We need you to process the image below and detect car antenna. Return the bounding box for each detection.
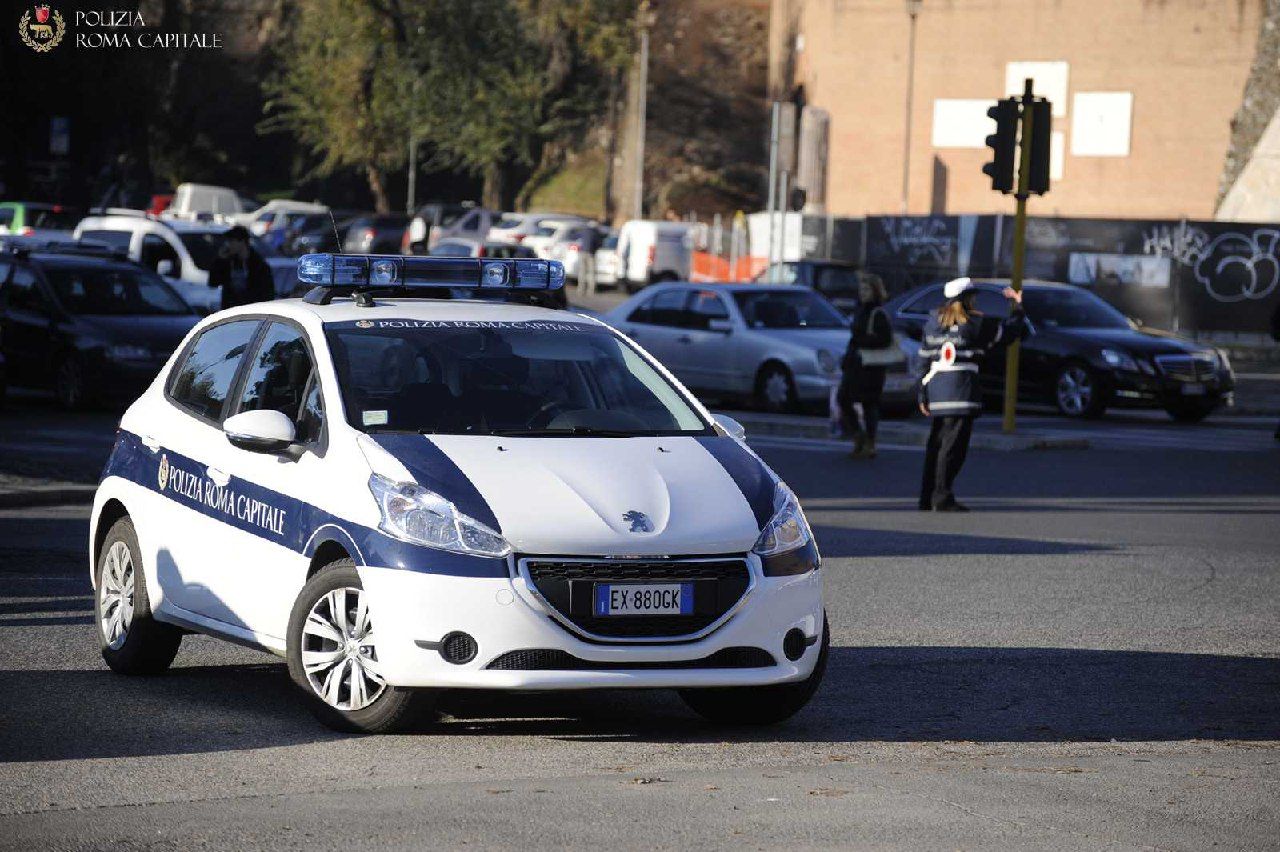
[327,209,342,251]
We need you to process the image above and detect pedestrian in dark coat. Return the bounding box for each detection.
[917,277,1026,511]
[837,276,893,458]
[209,225,274,310]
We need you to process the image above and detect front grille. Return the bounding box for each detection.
[1154,354,1217,383]
[486,646,775,671]
[522,557,751,641]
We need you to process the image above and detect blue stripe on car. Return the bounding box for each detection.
[694,436,776,527]
[100,430,506,578]
[366,433,502,532]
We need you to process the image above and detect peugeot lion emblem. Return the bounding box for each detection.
[623,510,653,533]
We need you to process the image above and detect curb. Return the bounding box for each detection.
[0,485,97,509]
[719,412,1089,452]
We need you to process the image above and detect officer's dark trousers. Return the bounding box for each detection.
[919,415,974,508]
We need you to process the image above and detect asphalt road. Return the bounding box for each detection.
[1,431,1278,849]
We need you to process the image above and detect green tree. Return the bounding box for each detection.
[262,0,414,212]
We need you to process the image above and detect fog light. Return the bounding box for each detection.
[783,628,807,662]
[440,631,478,665]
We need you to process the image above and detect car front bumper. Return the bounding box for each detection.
[357,559,824,690]
[1107,368,1234,407]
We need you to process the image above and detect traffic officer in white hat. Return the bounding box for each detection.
[917,277,1026,511]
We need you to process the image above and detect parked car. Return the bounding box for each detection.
[286,216,359,257]
[603,282,917,413]
[487,212,585,247]
[429,238,539,259]
[886,279,1236,421]
[343,214,411,254]
[238,200,329,238]
[74,214,298,311]
[754,260,882,316]
[594,233,620,288]
[0,202,82,239]
[545,222,609,281]
[161,183,250,221]
[616,220,696,293]
[0,240,198,409]
[403,203,497,254]
[521,217,588,259]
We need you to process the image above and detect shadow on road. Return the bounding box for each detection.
[3,646,1275,762]
[809,525,1107,558]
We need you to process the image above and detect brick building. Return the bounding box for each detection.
[769,0,1266,219]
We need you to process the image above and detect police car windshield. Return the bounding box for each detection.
[1022,288,1131,329]
[44,266,192,316]
[325,320,713,437]
[732,290,846,329]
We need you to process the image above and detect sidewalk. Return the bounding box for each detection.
[0,473,96,509]
[719,410,1090,451]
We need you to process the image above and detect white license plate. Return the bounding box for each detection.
[594,583,693,616]
[1181,383,1206,396]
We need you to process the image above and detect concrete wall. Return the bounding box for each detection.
[771,0,1263,219]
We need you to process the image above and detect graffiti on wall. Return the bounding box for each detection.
[1140,223,1279,303]
[880,217,953,266]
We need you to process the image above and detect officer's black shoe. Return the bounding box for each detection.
[917,500,932,511]
[934,501,970,513]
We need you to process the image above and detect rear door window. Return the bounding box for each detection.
[630,289,688,327]
[79,229,133,251]
[899,286,947,316]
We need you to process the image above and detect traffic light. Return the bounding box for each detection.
[982,98,1019,193]
[1027,98,1052,195]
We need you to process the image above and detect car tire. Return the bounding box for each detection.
[55,355,89,411]
[1053,362,1107,418]
[1164,401,1216,423]
[755,363,799,413]
[679,618,829,725]
[97,517,183,675]
[286,559,438,734]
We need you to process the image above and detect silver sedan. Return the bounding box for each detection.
[602,283,918,413]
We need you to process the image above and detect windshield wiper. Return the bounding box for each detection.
[487,427,641,438]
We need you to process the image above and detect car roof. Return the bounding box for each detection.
[25,252,137,269]
[222,296,606,329]
[643,282,812,294]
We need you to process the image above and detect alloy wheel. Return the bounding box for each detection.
[99,540,135,650]
[1056,366,1093,416]
[762,370,791,410]
[301,587,385,711]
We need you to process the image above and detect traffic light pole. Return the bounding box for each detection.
[1002,78,1035,435]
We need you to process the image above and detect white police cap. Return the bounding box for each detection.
[943,277,975,299]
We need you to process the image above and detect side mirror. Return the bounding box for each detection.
[223,409,296,454]
[707,318,734,334]
[156,259,174,277]
[712,413,746,441]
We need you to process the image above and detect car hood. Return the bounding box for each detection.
[746,327,850,352]
[1049,325,1206,356]
[75,314,198,353]
[362,433,775,556]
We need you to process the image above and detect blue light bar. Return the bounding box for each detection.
[297,254,564,291]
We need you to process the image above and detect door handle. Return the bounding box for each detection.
[139,434,161,453]
[206,467,231,488]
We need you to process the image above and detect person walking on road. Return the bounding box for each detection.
[577,225,602,297]
[210,225,274,310]
[918,277,1026,511]
[838,275,895,458]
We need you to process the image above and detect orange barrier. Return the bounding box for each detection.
[689,252,769,282]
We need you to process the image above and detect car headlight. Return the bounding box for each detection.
[753,483,813,557]
[1101,348,1138,372]
[816,349,839,375]
[368,474,511,558]
[106,344,151,361]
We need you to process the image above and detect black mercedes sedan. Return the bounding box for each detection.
[0,241,199,409]
[885,279,1234,421]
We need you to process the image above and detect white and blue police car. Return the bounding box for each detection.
[90,254,827,733]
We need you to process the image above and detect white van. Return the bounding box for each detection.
[162,183,248,222]
[616,220,696,293]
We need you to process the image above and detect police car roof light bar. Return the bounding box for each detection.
[297,253,565,305]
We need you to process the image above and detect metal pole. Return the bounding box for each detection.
[1002,78,1035,435]
[406,130,417,215]
[900,2,921,214]
[766,102,780,275]
[777,171,790,266]
[633,23,650,220]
